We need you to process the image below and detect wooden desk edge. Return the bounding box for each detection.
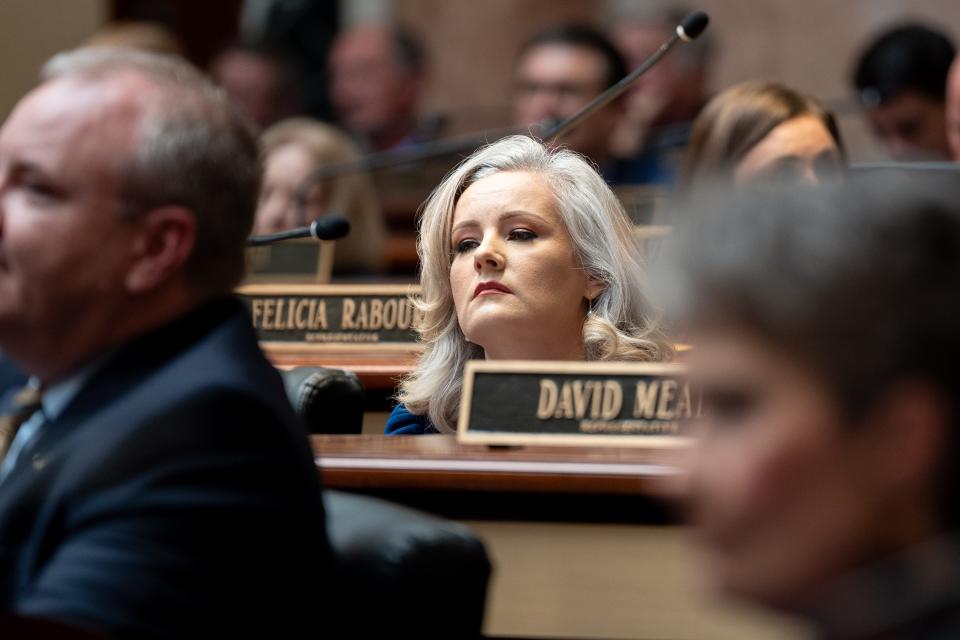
[312,435,684,496]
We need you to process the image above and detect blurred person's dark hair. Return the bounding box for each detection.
[679,81,844,190]
[654,174,960,526]
[854,24,955,107]
[517,24,627,90]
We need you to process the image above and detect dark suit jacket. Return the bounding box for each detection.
[0,298,333,638]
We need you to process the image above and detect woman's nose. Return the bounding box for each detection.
[474,234,505,272]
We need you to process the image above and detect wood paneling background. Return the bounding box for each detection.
[0,0,106,121]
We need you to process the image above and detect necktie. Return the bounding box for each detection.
[0,385,43,463]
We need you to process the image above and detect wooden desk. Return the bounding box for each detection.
[313,434,679,520]
[312,435,810,639]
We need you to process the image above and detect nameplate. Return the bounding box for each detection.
[237,284,423,352]
[458,361,694,447]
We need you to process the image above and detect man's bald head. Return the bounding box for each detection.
[0,49,261,380]
[42,48,260,294]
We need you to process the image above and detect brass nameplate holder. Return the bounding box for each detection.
[458,361,695,447]
[237,284,423,353]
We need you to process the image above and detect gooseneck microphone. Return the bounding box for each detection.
[542,10,710,142]
[246,215,351,247]
[292,10,710,184]
[299,122,532,183]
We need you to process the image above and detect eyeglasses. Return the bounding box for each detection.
[513,80,604,103]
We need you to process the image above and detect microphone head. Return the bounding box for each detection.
[310,215,351,241]
[677,11,710,41]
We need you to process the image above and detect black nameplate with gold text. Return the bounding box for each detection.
[458,361,695,447]
[237,284,423,351]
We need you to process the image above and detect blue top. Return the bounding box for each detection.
[385,403,438,435]
[604,121,693,187]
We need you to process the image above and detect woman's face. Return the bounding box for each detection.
[683,330,902,609]
[448,170,599,360]
[734,115,843,187]
[255,143,324,235]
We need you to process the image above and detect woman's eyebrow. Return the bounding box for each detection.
[451,210,545,234]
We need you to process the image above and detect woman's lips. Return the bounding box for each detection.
[473,281,513,298]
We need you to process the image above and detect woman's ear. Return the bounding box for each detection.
[585,275,605,305]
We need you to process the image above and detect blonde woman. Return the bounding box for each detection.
[388,135,671,434]
[256,118,386,274]
[680,81,845,190]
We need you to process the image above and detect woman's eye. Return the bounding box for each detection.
[454,238,479,253]
[508,229,536,241]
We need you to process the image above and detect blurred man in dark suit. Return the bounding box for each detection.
[608,3,712,184]
[0,48,331,637]
[512,25,628,182]
[328,24,432,152]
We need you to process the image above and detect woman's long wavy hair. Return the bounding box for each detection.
[397,135,672,433]
[678,81,845,191]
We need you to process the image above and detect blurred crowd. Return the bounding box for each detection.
[74,6,960,279]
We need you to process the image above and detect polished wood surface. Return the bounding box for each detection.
[312,434,683,496]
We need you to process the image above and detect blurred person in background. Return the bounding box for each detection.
[852,24,955,161]
[256,118,386,275]
[946,54,960,161]
[608,3,713,184]
[209,42,303,131]
[513,24,652,185]
[653,176,960,638]
[328,24,435,152]
[679,81,844,191]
